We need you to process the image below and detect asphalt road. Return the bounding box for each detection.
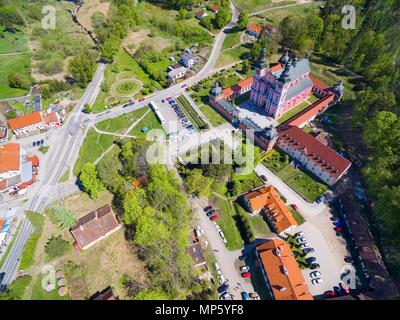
[0,2,240,286]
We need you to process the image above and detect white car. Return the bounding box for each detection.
[203,240,209,247]
[219,275,225,284]
[311,278,323,285]
[240,266,250,273]
[214,262,221,271]
[295,232,305,238]
[219,230,225,239]
[297,237,308,244]
[310,271,321,278]
[300,243,311,249]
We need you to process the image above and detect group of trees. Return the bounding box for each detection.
[90,137,211,299]
[68,50,97,88]
[0,4,24,32]
[200,0,231,31]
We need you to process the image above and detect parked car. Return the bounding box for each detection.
[40,139,44,145]
[291,204,298,211]
[300,243,311,249]
[139,98,145,102]
[207,210,216,217]
[0,284,7,294]
[239,255,246,261]
[344,256,353,263]
[241,292,250,300]
[311,278,323,285]
[203,206,213,213]
[310,271,321,278]
[334,286,342,296]
[203,240,209,247]
[0,272,5,284]
[339,283,350,294]
[219,292,231,300]
[217,282,229,293]
[210,214,219,221]
[241,271,251,278]
[105,110,112,115]
[335,226,345,233]
[260,175,268,182]
[33,141,37,147]
[303,248,314,254]
[305,257,316,263]
[310,263,320,270]
[297,237,308,244]
[181,84,187,88]
[324,290,337,298]
[240,266,250,273]
[294,231,305,238]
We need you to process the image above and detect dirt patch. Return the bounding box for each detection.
[123,29,171,55]
[76,0,110,33]
[31,56,73,82]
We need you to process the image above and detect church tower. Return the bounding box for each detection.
[250,47,268,107]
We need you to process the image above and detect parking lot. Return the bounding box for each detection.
[286,216,353,297]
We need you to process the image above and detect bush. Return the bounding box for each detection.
[48,206,77,230]
[19,213,44,270]
[8,73,31,89]
[45,236,71,260]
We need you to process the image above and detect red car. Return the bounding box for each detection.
[139,98,145,102]
[241,271,251,278]
[210,214,219,221]
[339,283,350,294]
[324,290,337,298]
[334,226,344,233]
[290,204,298,211]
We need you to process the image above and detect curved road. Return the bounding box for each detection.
[0,2,241,286]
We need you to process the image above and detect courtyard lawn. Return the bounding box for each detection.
[307,94,320,104]
[199,103,227,127]
[277,100,312,124]
[212,195,244,251]
[263,149,289,174]
[231,171,264,197]
[248,214,272,238]
[277,165,328,203]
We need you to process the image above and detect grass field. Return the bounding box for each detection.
[277,165,328,203]
[0,32,29,54]
[96,107,149,133]
[277,100,312,124]
[129,110,164,136]
[216,45,251,68]
[222,30,243,51]
[212,196,244,250]
[199,103,227,127]
[73,129,115,176]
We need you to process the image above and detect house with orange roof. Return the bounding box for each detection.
[209,4,219,13]
[223,77,253,101]
[7,111,62,138]
[256,238,313,300]
[242,185,297,234]
[0,143,38,194]
[247,23,263,38]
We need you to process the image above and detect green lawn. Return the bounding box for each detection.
[277,100,312,124]
[0,54,31,99]
[0,32,29,53]
[73,130,115,176]
[19,213,45,271]
[222,30,242,51]
[235,0,273,12]
[199,103,227,127]
[212,196,244,250]
[30,275,71,300]
[58,169,70,184]
[129,110,164,136]
[216,45,251,68]
[263,149,289,174]
[277,165,328,203]
[96,107,149,133]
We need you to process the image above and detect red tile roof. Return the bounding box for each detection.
[256,239,313,300]
[8,112,43,130]
[42,112,59,125]
[0,143,20,174]
[248,23,263,35]
[223,77,253,97]
[286,94,335,127]
[70,204,121,249]
[310,74,330,90]
[196,11,206,18]
[209,4,219,12]
[27,155,39,167]
[279,126,351,179]
[269,64,284,73]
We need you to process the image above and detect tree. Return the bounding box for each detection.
[214,7,230,29]
[237,10,249,30]
[68,51,96,88]
[241,60,250,75]
[185,169,214,196]
[7,73,30,90]
[123,188,147,225]
[79,163,103,198]
[48,206,77,230]
[45,236,71,259]
[83,103,92,114]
